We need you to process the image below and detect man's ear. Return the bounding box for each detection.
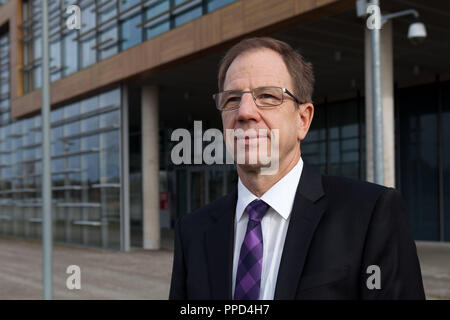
[297,103,314,141]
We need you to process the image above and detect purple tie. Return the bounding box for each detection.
[234,199,270,300]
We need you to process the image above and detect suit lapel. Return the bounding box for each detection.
[205,189,237,299]
[274,162,328,299]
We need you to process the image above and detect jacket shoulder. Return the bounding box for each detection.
[323,174,387,195]
[321,174,392,206]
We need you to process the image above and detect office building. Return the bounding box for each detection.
[0,0,449,250]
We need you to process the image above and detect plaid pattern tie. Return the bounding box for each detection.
[234,199,270,300]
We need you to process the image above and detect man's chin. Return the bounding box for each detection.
[237,162,261,172]
[236,159,274,173]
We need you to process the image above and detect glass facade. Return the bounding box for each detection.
[0,76,122,250]
[1,0,448,249]
[302,95,365,180]
[300,83,450,242]
[398,80,450,241]
[0,33,9,125]
[159,122,238,224]
[443,81,450,241]
[171,165,237,219]
[21,0,236,93]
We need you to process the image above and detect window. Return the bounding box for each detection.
[63,31,78,76]
[174,7,202,27]
[0,85,122,249]
[21,0,237,93]
[302,97,364,180]
[120,14,143,51]
[144,0,170,40]
[398,84,440,241]
[50,40,62,82]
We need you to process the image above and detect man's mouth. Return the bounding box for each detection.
[235,131,270,146]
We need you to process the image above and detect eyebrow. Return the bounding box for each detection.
[223,84,284,91]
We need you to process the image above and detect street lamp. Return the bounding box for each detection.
[381,9,427,44]
[356,0,427,185]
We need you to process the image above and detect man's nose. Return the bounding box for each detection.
[237,92,260,121]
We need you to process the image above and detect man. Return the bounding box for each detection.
[169,37,425,300]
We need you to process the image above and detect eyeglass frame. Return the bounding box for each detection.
[212,86,306,111]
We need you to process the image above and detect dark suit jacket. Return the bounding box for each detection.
[169,162,425,299]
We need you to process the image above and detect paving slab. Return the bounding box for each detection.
[0,237,448,300]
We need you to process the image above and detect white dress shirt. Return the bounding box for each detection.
[232,157,304,300]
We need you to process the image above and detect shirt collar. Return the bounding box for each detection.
[236,157,304,222]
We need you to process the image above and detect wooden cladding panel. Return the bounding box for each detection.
[220,1,245,42]
[193,9,222,52]
[243,0,296,33]
[295,0,318,13]
[160,23,196,64]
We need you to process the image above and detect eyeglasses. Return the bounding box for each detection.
[212,86,304,111]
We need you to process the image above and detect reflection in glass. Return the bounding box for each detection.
[120,0,140,11]
[145,1,170,40]
[99,27,119,60]
[100,110,120,129]
[81,37,97,68]
[174,6,202,27]
[64,31,78,76]
[121,14,142,51]
[99,89,120,108]
[50,41,62,82]
[81,96,98,113]
[32,36,42,89]
[0,86,121,250]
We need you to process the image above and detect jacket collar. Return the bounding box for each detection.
[274,161,328,299]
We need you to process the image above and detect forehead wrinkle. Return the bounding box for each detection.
[225,68,288,91]
[223,49,292,91]
[225,76,281,91]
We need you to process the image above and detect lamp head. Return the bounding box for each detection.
[408,21,427,45]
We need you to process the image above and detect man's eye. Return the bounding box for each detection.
[259,94,276,99]
[226,96,241,103]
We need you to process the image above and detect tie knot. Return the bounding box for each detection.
[245,199,269,222]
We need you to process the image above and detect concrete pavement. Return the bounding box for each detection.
[0,236,172,299]
[0,236,448,299]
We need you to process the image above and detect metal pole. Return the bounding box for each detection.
[120,85,130,251]
[41,0,53,299]
[370,0,384,185]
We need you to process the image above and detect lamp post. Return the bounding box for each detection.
[41,0,53,300]
[357,0,427,185]
[369,0,384,185]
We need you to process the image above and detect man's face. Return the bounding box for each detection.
[221,48,312,173]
